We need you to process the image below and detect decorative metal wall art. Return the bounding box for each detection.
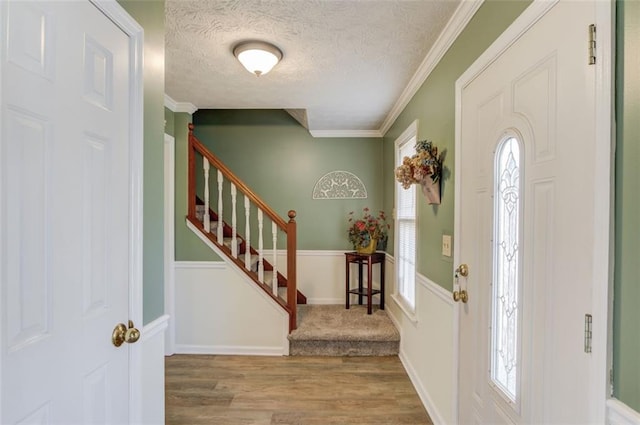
[312,170,367,199]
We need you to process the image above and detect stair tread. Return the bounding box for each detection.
[222,236,243,247]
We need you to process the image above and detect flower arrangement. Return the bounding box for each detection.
[394,140,444,189]
[347,207,389,250]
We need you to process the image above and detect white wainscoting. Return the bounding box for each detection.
[135,314,169,425]
[270,250,383,304]
[608,399,640,425]
[384,256,455,425]
[174,261,290,356]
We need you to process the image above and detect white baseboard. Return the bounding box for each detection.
[307,297,343,304]
[175,344,286,356]
[608,399,640,425]
[398,350,447,425]
[386,301,402,331]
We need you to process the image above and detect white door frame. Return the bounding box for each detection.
[0,1,144,422]
[164,133,176,356]
[452,1,614,423]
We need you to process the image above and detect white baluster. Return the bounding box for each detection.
[216,170,223,244]
[231,183,237,258]
[258,210,264,283]
[244,196,251,270]
[203,158,210,232]
[271,221,278,296]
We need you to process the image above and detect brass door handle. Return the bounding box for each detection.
[112,320,141,347]
[453,263,469,303]
[452,289,468,303]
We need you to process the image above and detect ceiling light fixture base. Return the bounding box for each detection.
[233,41,283,77]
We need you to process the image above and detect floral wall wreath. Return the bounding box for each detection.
[394,140,444,205]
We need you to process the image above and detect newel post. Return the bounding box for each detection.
[187,123,196,220]
[287,210,297,331]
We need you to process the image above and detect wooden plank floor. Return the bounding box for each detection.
[166,354,433,425]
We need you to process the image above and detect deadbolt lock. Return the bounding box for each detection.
[455,263,469,278]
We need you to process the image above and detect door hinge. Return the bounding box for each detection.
[584,314,593,353]
[588,24,596,65]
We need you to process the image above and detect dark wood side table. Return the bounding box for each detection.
[345,252,386,314]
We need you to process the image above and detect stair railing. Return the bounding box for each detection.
[187,124,298,331]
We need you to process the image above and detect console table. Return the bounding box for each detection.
[345,251,386,314]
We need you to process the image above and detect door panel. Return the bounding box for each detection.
[1,2,132,423]
[458,2,596,423]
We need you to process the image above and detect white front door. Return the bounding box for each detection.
[456,1,608,423]
[1,1,140,423]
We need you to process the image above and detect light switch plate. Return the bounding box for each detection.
[442,234,452,257]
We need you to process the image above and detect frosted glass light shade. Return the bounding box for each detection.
[233,41,282,76]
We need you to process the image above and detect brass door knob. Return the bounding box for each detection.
[124,320,140,343]
[452,289,468,303]
[112,320,141,347]
[459,289,468,303]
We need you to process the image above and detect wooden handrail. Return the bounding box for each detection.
[189,124,287,230]
[187,123,298,331]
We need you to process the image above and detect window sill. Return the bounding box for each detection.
[391,294,418,324]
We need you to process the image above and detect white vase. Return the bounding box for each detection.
[420,177,441,205]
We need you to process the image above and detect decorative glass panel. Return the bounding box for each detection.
[491,137,521,402]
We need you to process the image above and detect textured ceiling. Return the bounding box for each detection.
[165,0,461,133]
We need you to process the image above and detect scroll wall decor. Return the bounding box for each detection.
[312,170,368,199]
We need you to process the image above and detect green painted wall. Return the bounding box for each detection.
[382,0,531,291]
[165,106,175,137]
[118,0,165,324]
[180,109,384,252]
[614,0,640,411]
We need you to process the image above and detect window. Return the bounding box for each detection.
[491,136,522,402]
[394,123,417,311]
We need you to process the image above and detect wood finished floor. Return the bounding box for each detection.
[165,354,433,425]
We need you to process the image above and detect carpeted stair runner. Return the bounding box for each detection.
[288,304,400,356]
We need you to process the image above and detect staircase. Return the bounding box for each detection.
[186,124,306,332]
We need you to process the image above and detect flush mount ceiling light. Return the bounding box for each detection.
[233,41,283,77]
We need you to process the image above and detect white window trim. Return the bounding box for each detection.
[393,120,419,318]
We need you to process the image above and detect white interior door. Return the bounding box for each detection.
[456,1,604,423]
[1,1,138,423]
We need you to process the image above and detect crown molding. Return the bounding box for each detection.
[309,129,383,138]
[378,0,484,136]
[164,94,198,114]
[285,108,309,130]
